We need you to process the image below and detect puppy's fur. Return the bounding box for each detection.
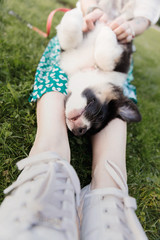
[56,5,141,136]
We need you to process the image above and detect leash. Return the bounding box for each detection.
[46,8,70,36]
[8,8,70,38]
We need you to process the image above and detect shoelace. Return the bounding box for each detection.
[105,160,137,209]
[4,152,81,234]
[83,160,137,239]
[86,160,137,210]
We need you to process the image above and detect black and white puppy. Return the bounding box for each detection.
[56,7,141,136]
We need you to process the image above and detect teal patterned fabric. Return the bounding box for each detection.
[29,36,68,102]
[29,36,137,103]
[123,59,137,103]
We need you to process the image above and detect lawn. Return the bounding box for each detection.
[0,0,160,239]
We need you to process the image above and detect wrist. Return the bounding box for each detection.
[80,0,98,16]
[128,21,136,38]
[85,5,103,15]
[129,17,150,36]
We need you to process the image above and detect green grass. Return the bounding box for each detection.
[0,0,160,239]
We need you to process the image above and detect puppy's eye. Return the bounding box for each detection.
[89,98,95,104]
[87,98,95,108]
[99,115,104,120]
[98,112,104,120]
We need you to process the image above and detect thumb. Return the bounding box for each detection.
[82,20,88,32]
[99,14,108,24]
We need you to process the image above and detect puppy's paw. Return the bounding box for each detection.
[57,8,83,50]
[94,26,123,71]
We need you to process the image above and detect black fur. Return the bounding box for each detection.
[114,42,133,73]
[82,86,141,135]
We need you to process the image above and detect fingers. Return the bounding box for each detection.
[82,20,88,32]
[114,23,129,36]
[119,35,133,43]
[99,14,108,24]
[115,25,134,42]
[83,18,95,32]
[109,17,135,43]
[83,9,108,32]
[109,17,125,31]
[83,12,135,43]
[117,28,132,40]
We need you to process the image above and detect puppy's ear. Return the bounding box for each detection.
[117,98,141,123]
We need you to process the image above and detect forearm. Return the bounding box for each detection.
[129,17,150,36]
[80,0,97,16]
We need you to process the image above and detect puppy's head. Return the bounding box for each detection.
[65,84,141,136]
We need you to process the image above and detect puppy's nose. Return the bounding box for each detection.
[66,108,84,122]
[73,127,87,136]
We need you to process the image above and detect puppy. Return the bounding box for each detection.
[56,7,141,136]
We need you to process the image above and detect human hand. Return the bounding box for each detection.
[109,17,135,43]
[83,9,108,32]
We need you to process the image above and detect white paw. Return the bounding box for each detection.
[57,8,83,50]
[94,26,123,71]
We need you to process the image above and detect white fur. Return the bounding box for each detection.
[56,7,129,133]
[56,9,83,50]
[94,26,123,71]
[65,70,126,117]
[57,9,124,75]
[68,70,126,93]
[66,116,91,133]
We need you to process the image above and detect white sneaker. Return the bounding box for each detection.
[79,160,148,240]
[0,152,80,240]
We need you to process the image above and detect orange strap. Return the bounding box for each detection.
[46,8,70,37]
[32,26,48,38]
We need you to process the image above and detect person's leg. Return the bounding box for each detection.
[80,119,148,240]
[0,92,80,240]
[91,118,127,189]
[29,91,70,162]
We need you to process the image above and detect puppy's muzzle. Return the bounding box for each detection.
[72,126,87,136]
[66,108,89,136]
